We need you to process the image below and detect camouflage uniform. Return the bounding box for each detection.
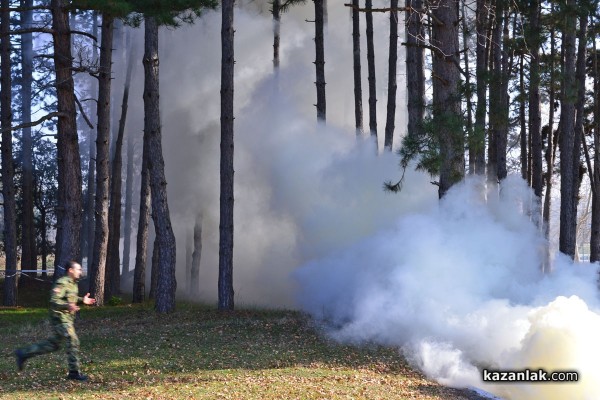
[20,276,83,372]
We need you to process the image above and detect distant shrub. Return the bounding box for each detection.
[108,296,123,306]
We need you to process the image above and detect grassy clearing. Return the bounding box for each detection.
[1,281,484,400]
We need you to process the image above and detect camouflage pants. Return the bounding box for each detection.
[21,318,80,372]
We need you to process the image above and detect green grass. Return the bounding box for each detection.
[1,280,483,399]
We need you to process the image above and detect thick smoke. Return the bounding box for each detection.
[295,177,600,399]
[111,2,600,399]
[144,0,418,305]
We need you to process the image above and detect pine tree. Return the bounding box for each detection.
[219,0,235,310]
[1,0,18,306]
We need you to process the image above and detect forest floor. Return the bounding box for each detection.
[0,279,493,400]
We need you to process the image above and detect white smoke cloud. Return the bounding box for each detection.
[110,2,600,399]
[294,176,600,399]
[141,0,421,306]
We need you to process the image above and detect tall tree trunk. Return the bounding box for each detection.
[40,206,48,274]
[50,0,82,278]
[106,33,134,300]
[219,0,235,310]
[519,55,527,181]
[543,1,556,242]
[558,0,578,258]
[528,0,543,229]
[186,227,193,295]
[89,14,114,307]
[51,0,83,274]
[365,0,377,141]
[460,0,474,173]
[571,11,588,259]
[34,185,48,278]
[273,0,280,70]
[122,100,135,278]
[148,235,158,300]
[21,0,36,273]
[109,19,124,163]
[384,0,398,151]
[473,0,488,175]
[591,31,600,263]
[85,11,99,267]
[1,0,18,306]
[496,8,510,182]
[144,17,177,313]
[190,214,202,297]
[406,0,424,141]
[352,0,363,135]
[432,0,463,198]
[132,137,151,304]
[314,0,326,122]
[487,0,502,183]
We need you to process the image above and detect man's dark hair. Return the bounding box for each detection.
[65,261,79,271]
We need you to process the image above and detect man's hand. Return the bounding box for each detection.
[68,303,80,313]
[83,293,96,306]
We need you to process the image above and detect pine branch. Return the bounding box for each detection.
[75,96,94,130]
[280,0,307,13]
[71,29,97,41]
[1,112,66,133]
[0,27,53,38]
[0,5,50,12]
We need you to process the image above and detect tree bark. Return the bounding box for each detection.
[528,0,543,231]
[487,0,502,183]
[40,206,48,274]
[571,11,588,259]
[1,0,18,306]
[109,18,124,163]
[273,0,280,70]
[432,0,463,198]
[543,1,556,246]
[186,226,192,295]
[144,17,177,313]
[105,32,134,300]
[352,0,363,135]
[34,174,51,279]
[496,8,510,182]
[190,214,202,297]
[314,0,326,122]
[519,55,527,181]
[85,11,99,268]
[21,0,36,273]
[51,0,83,275]
[89,13,114,306]
[365,0,377,140]
[219,0,235,310]
[558,0,578,258]
[406,0,424,141]
[122,96,135,279]
[591,27,600,263]
[384,0,398,151]
[473,0,488,175]
[460,0,474,173]
[148,235,158,300]
[496,8,512,181]
[132,136,151,303]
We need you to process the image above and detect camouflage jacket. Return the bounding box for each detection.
[49,276,82,322]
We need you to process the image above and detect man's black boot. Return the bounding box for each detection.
[67,371,88,381]
[14,349,27,371]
